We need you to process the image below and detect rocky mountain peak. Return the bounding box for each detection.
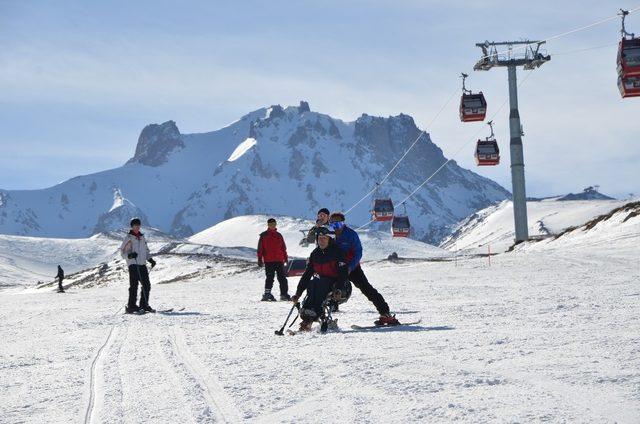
[128,120,184,167]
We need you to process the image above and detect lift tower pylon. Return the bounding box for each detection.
[474,41,550,244]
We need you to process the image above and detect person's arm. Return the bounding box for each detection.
[120,237,132,260]
[348,230,363,272]
[305,226,317,243]
[281,233,288,263]
[144,238,156,268]
[293,260,314,300]
[257,233,264,265]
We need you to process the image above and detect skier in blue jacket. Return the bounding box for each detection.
[328,211,399,326]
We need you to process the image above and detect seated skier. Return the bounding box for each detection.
[291,226,351,332]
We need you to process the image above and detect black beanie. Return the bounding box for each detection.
[267,218,277,224]
[317,208,330,216]
[130,217,141,227]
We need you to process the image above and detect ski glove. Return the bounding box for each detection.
[258,259,264,268]
[127,252,138,259]
[148,258,156,268]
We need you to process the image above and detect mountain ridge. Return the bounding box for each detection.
[0,101,510,243]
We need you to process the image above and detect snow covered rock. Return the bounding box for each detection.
[127,120,184,167]
[92,188,149,233]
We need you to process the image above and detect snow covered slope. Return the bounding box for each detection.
[189,215,448,260]
[441,198,629,253]
[2,225,639,422]
[527,201,640,253]
[0,228,179,289]
[0,102,509,244]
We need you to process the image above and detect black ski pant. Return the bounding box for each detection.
[301,277,334,321]
[301,278,351,321]
[264,262,288,295]
[348,265,390,315]
[128,265,151,308]
[58,277,64,292]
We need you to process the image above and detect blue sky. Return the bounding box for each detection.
[1,0,639,198]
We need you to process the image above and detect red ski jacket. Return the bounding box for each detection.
[257,229,288,263]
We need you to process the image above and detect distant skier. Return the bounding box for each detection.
[328,212,400,326]
[291,227,351,331]
[56,265,65,293]
[305,208,331,245]
[120,218,157,314]
[257,218,290,301]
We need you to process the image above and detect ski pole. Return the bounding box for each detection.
[275,302,300,336]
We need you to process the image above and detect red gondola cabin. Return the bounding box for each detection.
[391,216,410,237]
[372,199,394,222]
[618,38,640,77]
[460,93,487,122]
[475,140,500,166]
[618,75,640,97]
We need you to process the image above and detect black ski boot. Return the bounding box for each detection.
[261,292,276,302]
[280,293,291,301]
[125,305,144,314]
[143,305,156,313]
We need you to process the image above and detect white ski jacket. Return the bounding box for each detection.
[120,231,151,266]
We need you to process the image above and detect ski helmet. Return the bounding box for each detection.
[315,226,335,240]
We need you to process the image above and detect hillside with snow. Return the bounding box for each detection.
[2,197,639,423]
[0,101,509,244]
[0,214,446,290]
[189,215,447,260]
[441,198,631,253]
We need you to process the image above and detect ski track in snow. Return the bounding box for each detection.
[84,307,123,424]
[166,327,244,423]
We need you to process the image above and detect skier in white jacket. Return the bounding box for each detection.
[120,217,157,314]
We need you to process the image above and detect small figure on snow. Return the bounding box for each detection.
[328,212,400,326]
[291,227,351,332]
[120,218,157,314]
[56,265,65,293]
[257,218,290,301]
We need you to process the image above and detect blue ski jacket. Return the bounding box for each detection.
[335,226,362,272]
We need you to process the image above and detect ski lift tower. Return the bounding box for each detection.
[474,40,550,243]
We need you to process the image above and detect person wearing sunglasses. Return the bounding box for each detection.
[328,212,400,326]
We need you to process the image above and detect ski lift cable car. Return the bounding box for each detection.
[618,9,640,78]
[371,182,395,222]
[475,120,500,166]
[392,202,410,238]
[618,9,640,97]
[459,72,487,122]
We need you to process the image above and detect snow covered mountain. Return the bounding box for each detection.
[0,101,509,244]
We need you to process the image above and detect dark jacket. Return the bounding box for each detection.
[295,241,348,297]
[334,226,362,272]
[257,228,288,263]
[56,266,64,279]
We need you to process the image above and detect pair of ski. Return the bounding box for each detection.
[286,319,422,335]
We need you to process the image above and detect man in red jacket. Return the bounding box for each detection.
[257,218,290,301]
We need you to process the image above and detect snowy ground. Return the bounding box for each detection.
[2,229,639,423]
